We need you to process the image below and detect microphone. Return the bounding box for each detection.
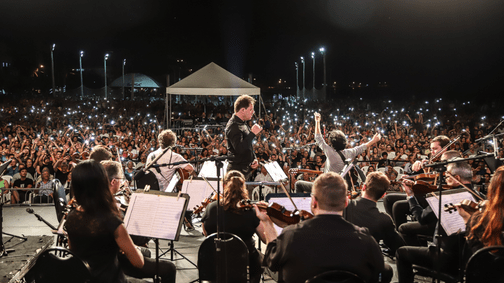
[26,208,34,214]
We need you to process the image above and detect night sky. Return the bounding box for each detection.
[1,0,503,98]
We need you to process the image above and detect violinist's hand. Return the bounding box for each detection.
[253,202,271,222]
[457,205,472,224]
[412,160,426,172]
[402,180,414,197]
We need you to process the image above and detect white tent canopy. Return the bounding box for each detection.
[166,62,260,95]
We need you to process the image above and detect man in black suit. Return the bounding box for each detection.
[345,171,405,254]
[259,172,385,283]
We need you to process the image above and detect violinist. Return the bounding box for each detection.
[395,152,474,283]
[398,150,469,246]
[201,170,270,283]
[383,135,450,229]
[100,160,176,283]
[65,160,144,283]
[295,112,381,194]
[459,165,504,255]
[261,172,385,283]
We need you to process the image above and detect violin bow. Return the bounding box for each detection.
[279,183,299,212]
[444,172,484,201]
[201,175,218,193]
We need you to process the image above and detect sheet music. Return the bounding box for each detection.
[124,192,188,240]
[425,191,476,236]
[181,179,221,210]
[267,195,312,236]
[165,173,180,192]
[263,161,288,182]
[198,160,228,178]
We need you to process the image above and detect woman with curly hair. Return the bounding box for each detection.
[459,165,504,253]
[201,170,269,283]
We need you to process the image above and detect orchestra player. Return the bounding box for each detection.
[383,135,451,229]
[260,172,385,283]
[201,170,270,283]
[395,152,476,283]
[295,112,381,193]
[101,160,176,283]
[225,95,262,181]
[65,160,144,283]
[146,129,193,192]
[459,165,504,255]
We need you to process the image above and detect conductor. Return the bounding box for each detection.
[225,95,262,180]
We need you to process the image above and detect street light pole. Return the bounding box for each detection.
[295,62,299,99]
[301,56,305,100]
[320,47,326,100]
[79,51,84,98]
[51,44,56,96]
[122,59,126,100]
[104,54,109,99]
[311,52,316,99]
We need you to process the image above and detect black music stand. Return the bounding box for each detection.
[124,191,190,283]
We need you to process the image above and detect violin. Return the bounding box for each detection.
[395,178,452,194]
[193,192,222,215]
[444,199,488,214]
[237,199,314,228]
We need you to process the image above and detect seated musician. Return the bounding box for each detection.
[89,145,113,163]
[65,160,144,283]
[459,165,504,255]
[146,129,193,192]
[201,170,270,283]
[295,112,381,193]
[398,150,476,246]
[260,172,385,283]
[383,135,450,229]
[395,153,477,282]
[344,171,405,277]
[101,160,176,283]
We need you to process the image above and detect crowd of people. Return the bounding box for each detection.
[1,94,501,202]
[1,93,504,283]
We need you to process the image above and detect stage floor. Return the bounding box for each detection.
[1,203,407,283]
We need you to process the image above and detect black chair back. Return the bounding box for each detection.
[465,245,504,283]
[25,247,91,283]
[305,270,365,283]
[198,232,249,283]
[135,170,160,191]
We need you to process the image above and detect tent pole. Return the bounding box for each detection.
[258,94,261,119]
[168,93,171,129]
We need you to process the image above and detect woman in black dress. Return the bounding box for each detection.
[65,160,144,283]
[201,170,269,283]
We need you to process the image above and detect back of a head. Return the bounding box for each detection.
[234,95,255,113]
[312,172,347,211]
[71,160,117,216]
[158,129,177,149]
[328,130,347,151]
[222,170,248,212]
[89,145,112,163]
[365,171,390,201]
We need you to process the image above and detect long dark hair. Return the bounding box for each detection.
[468,166,504,246]
[222,170,248,213]
[71,160,121,218]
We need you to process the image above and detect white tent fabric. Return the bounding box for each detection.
[166,62,260,96]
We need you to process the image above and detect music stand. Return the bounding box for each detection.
[124,191,190,282]
[181,178,220,213]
